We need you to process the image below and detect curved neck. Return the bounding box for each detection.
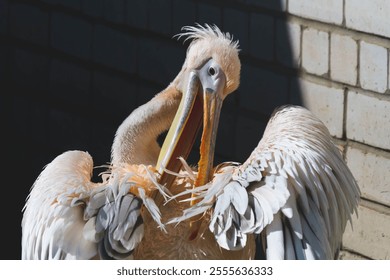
[111,84,181,166]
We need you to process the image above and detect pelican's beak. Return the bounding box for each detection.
[157,59,226,190]
[194,60,225,188]
[156,71,203,188]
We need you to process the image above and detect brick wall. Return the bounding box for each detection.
[1,0,389,260]
[285,0,390,260]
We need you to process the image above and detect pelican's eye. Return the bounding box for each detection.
[208,66,216,76]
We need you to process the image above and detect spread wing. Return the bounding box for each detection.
[21,151,156,260]
[169,105,360,259]
[21,151,99,259]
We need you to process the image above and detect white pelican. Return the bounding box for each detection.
[21,24,360,260]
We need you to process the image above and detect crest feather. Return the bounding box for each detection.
[175,23,240,50]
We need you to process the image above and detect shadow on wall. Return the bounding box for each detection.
[0,0,302,259]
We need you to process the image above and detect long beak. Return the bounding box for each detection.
[156,61,226,240]
[157,60,226,199]
[188,80,224,240]
[194,89,223,188]
[157,71,203,188]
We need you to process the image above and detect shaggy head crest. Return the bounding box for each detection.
[175,23,241,95]
[176,23,240,50]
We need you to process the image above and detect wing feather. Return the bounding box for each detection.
[281,189,303,239]
[265,213,284,259]
[283,223,296,259]
[22,151,153,260]
[21,151,98,260]
[170,105,360,259]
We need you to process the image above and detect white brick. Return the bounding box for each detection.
[360,41,388,93]
[330,33,357,85]
[298,78,344,137]
[302,28,329,76]
[346,145,390,207]
[288,0,343,24]
[276,20,301,67]
[343,205,390,260]
[346,91,390,150]
[345,0,390,39]
[288,22,301,67]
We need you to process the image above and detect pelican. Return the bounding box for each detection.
[21,24,360,260]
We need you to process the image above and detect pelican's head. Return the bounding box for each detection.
[174,24,241,97]
[157,24,241,188]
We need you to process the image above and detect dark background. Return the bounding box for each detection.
[0,0,301,259]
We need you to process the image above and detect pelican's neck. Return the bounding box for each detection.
[111,83,181,166]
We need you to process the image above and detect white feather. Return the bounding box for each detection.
[265,213,284,259]
[170,106,360,259]
[21,151,98,260]
[138,188,166,232]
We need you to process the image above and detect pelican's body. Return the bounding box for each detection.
[134,179,255,259]
[21,24,359,260]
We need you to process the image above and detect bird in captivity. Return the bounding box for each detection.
[21,24,360,260]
